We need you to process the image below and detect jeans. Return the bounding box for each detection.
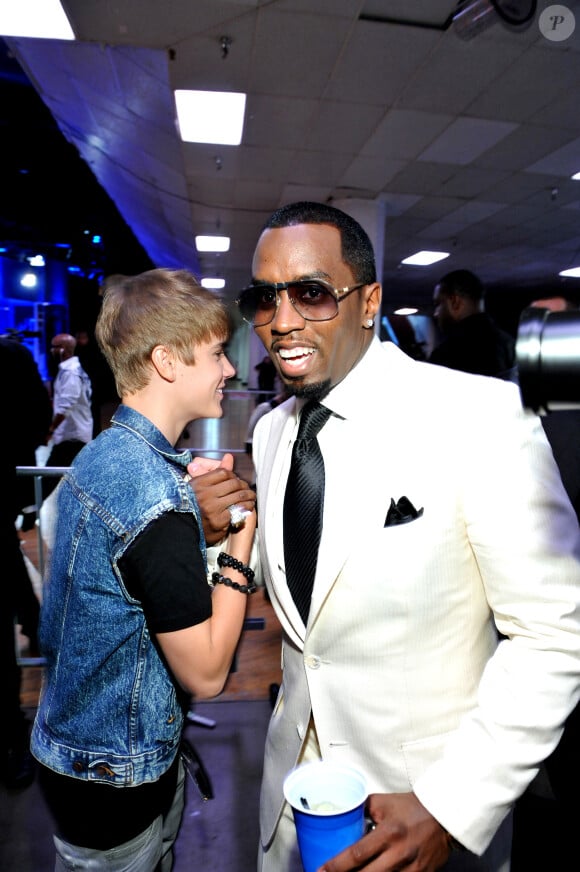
[53,760,185,871]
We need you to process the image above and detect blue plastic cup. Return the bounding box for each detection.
[283,761,368,872]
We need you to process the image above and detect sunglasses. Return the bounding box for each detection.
[236,279,367,327]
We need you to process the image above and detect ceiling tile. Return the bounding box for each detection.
[418,117,518,165]
[341,156,406,192]
[361,109,454,159]
[527,135,580,176]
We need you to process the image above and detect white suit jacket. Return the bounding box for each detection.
[253,338,580,857]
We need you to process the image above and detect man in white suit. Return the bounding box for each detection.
[237,202,580,872]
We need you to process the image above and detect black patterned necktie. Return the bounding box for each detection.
[283,401,332,624]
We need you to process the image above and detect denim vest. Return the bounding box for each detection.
[31,405,206,786]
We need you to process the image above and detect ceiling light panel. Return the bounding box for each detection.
[0,0,74,39]
[175,90,246,146]
[195,235,230,252]
[401,251,450,266]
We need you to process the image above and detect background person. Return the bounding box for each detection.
[75,327,120,435]
[428,269,516,380]
[31,269,257,871]
[245,388,289,458]
[254,353,277,404]
[240,201,580,872]
[0,331,53,530]
[0,335,51,788]
[43,332,93,500]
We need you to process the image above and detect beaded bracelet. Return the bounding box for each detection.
[211,571,257,595]
[217,552,255,583]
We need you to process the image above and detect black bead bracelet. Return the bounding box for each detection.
[217,552,255,583]
[211,571,257,595]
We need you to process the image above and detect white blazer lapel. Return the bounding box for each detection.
[308,413,395,622]
[307,353,427,625]
[255,402,308,639]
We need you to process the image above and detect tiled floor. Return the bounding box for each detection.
[0,699,273,872]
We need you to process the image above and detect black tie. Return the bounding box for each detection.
[283,401,332,624]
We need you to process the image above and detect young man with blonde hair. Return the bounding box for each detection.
[33,268,257,871]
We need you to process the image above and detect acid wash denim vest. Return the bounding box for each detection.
[31,404,206,786]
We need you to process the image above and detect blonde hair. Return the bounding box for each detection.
[96,269,230,397]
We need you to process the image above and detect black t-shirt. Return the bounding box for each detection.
[38,511,211,850]
[120,510,212,632]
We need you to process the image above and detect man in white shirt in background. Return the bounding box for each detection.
[43,332,93,499]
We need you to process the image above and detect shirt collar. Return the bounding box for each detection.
[111,404,193,469]
[323,336,383,421]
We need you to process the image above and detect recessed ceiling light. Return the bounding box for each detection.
[201,278,225,289]
[559,267,580,278]
[0,0,75,39]
[175,90,246,145]
[401,251,450,266]
[195,235,230,252]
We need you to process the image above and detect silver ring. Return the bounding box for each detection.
[228,504,250,528]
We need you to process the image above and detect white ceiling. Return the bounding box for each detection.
[6,0,580,314]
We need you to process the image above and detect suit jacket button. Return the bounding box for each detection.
[305,655,321,669]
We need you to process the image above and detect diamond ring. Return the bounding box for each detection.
[228,504,250,528]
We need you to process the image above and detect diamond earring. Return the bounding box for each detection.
[364,318,374,328]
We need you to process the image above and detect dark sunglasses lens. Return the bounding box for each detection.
[238,281,338,324]
[289,282,337,321]
[239,286,277,325]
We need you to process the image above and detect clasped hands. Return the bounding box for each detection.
[186,453,256,544]
[319,792,451,872]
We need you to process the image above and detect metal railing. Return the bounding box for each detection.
[16,466,68,578]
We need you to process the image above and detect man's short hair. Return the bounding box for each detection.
[437,269,484,303]
[96,268,230,397]
[262,201,377,285]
